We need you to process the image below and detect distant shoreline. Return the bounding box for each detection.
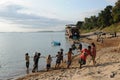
[0,30,65,33]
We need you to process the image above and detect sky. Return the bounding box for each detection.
[0,0,118,32]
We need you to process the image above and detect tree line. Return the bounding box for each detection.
[76,0,120,31]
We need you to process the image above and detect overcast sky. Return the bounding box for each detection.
[0,0,117,32]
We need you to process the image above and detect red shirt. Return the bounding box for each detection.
[80,48,91,61]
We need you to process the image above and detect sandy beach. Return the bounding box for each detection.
[17,32,120,80]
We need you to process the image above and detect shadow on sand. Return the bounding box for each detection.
[35,61,119,73]
[84,61,120,68]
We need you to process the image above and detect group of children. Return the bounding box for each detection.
[25,49,65,72]
[25,42,96,73]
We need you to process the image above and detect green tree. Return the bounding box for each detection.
[84,17,92,29]
[112,0,120,23]
[97,5,113,28]
[90,16,98,28]
[76,21,84,29]
[82,16,98,30]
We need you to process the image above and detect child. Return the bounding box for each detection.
[79,43,82,51]
[46,55,52,71]
[60,48,64,63]
[66,48,74,68]
[71,42,76,50]
[91,42,96,66]
[32,53,41,72]
[79,46,92,68]
[25,53,30,70]
[77,43,82,53]
[55,52,61,69]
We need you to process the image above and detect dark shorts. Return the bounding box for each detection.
[56,59,61,64]
[46,64,51,68]
[61,56,63,61]
[78,58,86,65]
[26,62,29,68]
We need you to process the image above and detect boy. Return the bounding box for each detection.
[66,48,74,68]
[79,46,92,68]
[25,53,30,70]
[46,55,52,71]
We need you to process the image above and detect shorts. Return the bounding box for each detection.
[56,59,61,64]
[78,58,86,65]
[26,62,29,68]
[46,64,51,68]
[61,56,63,61]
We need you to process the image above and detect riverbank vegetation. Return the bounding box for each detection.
[76,0,120,33]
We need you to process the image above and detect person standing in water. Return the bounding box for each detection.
[25,53,30,71]
[55,52,61,69]
[33,52,38,69]
[46,54,52,71]
[60,48,64,63]
[32,52,41,72]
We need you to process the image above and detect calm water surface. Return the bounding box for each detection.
[0,32,88,80]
